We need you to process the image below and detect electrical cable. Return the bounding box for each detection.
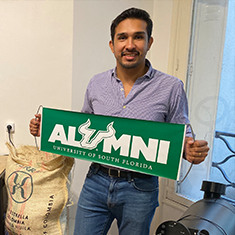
[34,105,43,151]
[178,124,195,184]
[7,125,15,147]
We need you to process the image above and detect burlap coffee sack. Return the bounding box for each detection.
[5,143,74,235]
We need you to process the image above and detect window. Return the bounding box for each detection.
[178,0,235,202]
[210,0,235,202]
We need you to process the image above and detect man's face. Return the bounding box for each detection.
[109,18,153,70]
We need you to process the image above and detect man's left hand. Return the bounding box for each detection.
[184,137,210,164]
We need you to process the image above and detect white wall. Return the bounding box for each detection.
[151,0,173,73]
[0,0,73,155]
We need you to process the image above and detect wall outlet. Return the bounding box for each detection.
[6,123,15,133]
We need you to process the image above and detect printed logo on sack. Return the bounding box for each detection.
[7,171,33,204]
[48,119,170,164]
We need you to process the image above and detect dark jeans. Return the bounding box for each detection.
[74,164,159,235]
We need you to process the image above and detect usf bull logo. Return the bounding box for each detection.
[7,171,33,203]
[48,119,170,164]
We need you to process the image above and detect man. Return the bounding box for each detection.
[30,8,209,235]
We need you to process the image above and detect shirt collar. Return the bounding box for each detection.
[112,59,154,80]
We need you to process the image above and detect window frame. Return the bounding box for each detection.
[163,0,228,206]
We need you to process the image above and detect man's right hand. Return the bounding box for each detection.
[29,114,41,137]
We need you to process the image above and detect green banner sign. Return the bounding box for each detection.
[40,107,186,180]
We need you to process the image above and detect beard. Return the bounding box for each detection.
[119,60,142,69]
[118,50,143,69]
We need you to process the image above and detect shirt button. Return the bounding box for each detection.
[123,105,126,109]
[120,88,124,91]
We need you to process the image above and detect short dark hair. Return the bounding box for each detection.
[110,8,153,42]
